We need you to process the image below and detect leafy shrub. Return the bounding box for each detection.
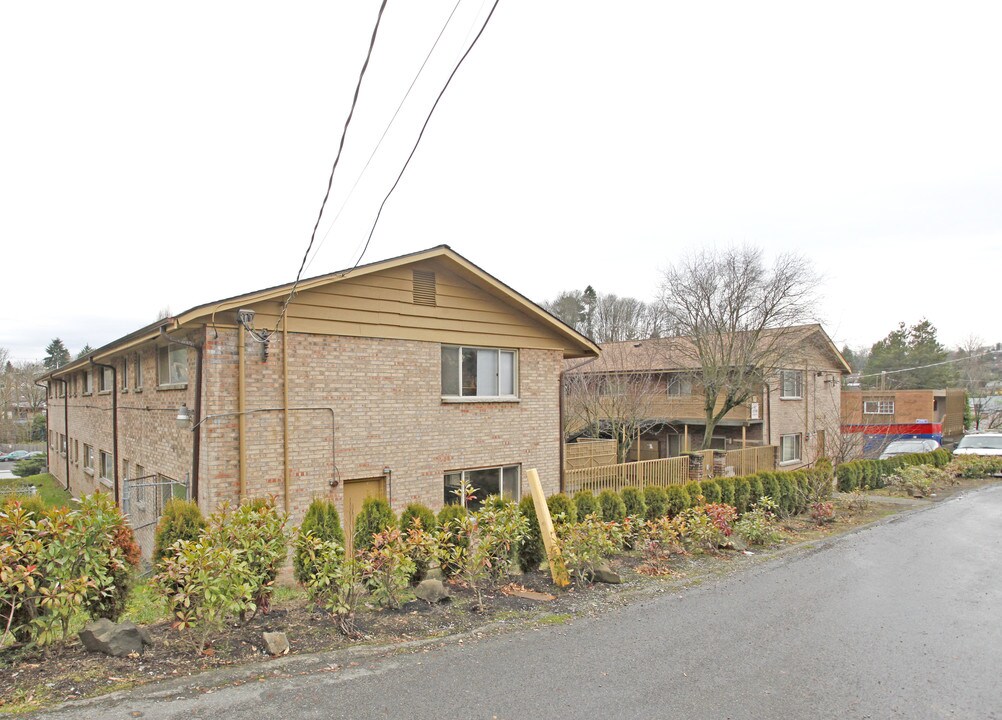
[678,503,733,553]
[153,498,205,567]
[748,476,765,506]
[598,489,626,523]
[735,497,782,546]
[294,498,345,585]
[684,481,703,508]
[359,527,415,609]
[699,480,722,504]
[887,465,945,497]
[810,501,835,525]
[760,474,781,507]
[949,455,1002,478]
[353,497,397,553]
[732,478,751,514]
[643,486,668,520]
[716,478,736,507]
[620,486,646,518]
[153,538,254,651]
[517,495,545,574]
[12,456,45,478]
[664,485,691,517]
[557,515,622,584]
[436,504,469,579]
[206,501,289,617]
[293,531,365,637]
[400,503,437,534]
[547,493,577,525]
[930,448,952,468]
[776,475,797,517]
[437,503,467,526]
[573,491,599,519]
[638,517,685,576]
[3,493,45,516]
[842,488,870,513]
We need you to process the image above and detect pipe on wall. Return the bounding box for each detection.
[55,379,70,490]
[282,316,290,514]
[238,323,247,503]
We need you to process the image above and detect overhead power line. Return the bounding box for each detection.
[853,348,1001,380]
[271,0,390,335]
[345,0,502,274]
[303,0,465,276]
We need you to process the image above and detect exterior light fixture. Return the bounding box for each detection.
[176,403,192,427]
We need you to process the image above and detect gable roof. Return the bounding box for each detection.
[569,324,850,375]
[41,245,599,379]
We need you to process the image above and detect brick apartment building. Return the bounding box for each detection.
[38,246,598,543]
[565,324,850,469]
[841,387,967,457]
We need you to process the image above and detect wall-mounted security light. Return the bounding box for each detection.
[176,403,192,428]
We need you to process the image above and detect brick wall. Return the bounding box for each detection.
[766,366,843,470]
[198,329,563,524]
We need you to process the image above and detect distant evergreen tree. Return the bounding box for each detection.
[43,338,71,370]
[76,344,94,360]
[863,319,956,389]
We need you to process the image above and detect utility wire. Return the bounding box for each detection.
[853,348,1001,380]
[343,0,501,275]
[271,0,390,335]
[304,0,465,276]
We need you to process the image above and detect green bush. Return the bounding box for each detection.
[620,486,646,517]
[353,497,397,553]
[643,486,669,520]
[684,481,703,506]
[12,456,45,478]
[699,480,721,504]
[153,498,206,567]
[716,478,735,507]
[598,489,627,522]
[777,475,797,516]
[760,474,781,505]
[294,498,345,585]
[400,502,437,534]
[733,478,751,514]
[2,493,45,516]
[748,476,765,506]
[437,503,467,526]
[436,504,469,579]
[665,485,690,517]
[547,493,578,524]
[517,495,546,573]
[574,490,599,519]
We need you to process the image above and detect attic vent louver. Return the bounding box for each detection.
[412,270,437,306]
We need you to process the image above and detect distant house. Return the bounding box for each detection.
[564,324,850,470]
[39,246,598,549]
[841,388,967,456]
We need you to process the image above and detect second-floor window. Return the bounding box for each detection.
[441,346,517,399]
[82,370,93,395]
[863,399,895,415]
[667,374,692,396]
[158,345,189,386]
[134,353,144,389]
[780,370,802,399]
[99,366,114,392]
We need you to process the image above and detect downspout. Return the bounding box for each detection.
[90,358,119,505]
[55,378,70,490]
[764,381,772,448]
[238,323,247,503]
[34,380,51,482]
[282,315,290,514]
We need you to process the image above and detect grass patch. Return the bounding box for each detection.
[122,580,167,626]
[0,473,71,508]
[537,613,572,626]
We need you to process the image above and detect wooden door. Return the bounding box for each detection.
[343,477,386,554]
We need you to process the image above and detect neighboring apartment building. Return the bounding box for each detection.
[39,246,598,543]
[841,388,966,457]
[564,324,850,470]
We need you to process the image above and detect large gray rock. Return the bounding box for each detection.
[262,631,289,656]
[590,564,622,584]
[414,579,451,604]
[79,619,153,657]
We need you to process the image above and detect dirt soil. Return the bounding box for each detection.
[2,478,995,714]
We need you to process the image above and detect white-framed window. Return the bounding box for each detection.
[444,465,520,510]
[121,358,129,390]
[99,450,113,481]
[441,346,517,399]
[83,444,94,472]
[158,345,188,386]
[780,433,802,463]
[59,434,67,456]
[667,374,693,396]
[99,366,114,392]
[136,464,146,479]
[780,370,802,399]
[863,399,895,415]
[82,370,93,395]
[134,353,143,389]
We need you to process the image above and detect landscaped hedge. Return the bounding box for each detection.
[835,449,951,492]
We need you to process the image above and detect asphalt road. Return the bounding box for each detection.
[33,485,1002,720]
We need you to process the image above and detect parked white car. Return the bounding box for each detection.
[953,432,1002,457]
[879,439,941,460]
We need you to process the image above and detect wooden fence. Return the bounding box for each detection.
[563,445,778,495]
[564,439,618,470]
[565,456,689,494]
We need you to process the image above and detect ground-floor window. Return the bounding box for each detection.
[83,444,94,472]
[444,465,520,510]
[99,451,114,482]
[780,433,802,463]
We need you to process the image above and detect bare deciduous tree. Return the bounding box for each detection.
[657,246,820,449]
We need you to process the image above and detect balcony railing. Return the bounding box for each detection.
[642,395,754,422]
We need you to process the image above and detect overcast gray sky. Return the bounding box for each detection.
[2,1,1000,363]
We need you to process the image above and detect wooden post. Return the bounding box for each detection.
[683,424,689,453]
[741,425,747,475]
[526,468,570,587]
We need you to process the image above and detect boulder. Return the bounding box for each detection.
[79,619,153,657]
[262,631,290,656]
[414,579,451,604]
[590,564,622,584]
